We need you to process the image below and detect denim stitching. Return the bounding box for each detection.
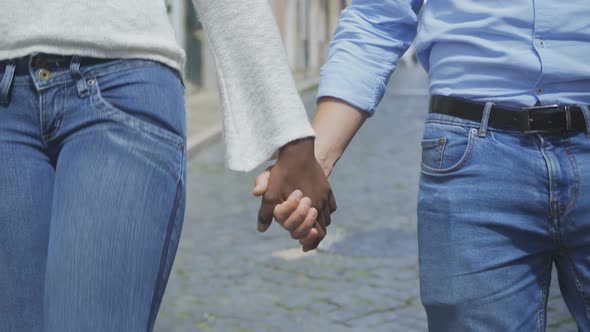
[438,138,447,169]
[425,117,589,136]
[83,61,160,81]
[41,87,67,143]
[561,138,580,216]
[579,105,590,138]
[148,148,185,332]
[478,102,494,137]
[421,128,477,174]
[0,63,16,105]
[420,138,443,149]
[537,257,552,331]
[425,119,527,135]
[89,79,185,148]
[69,56,89,98]
[147,179,183,332]
[564,252,590,320]
[16,60,160,90]
[420,138,446,169]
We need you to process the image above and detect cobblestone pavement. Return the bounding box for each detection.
[155,67,577,331]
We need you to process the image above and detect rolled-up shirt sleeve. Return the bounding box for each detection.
[317,0,424,116]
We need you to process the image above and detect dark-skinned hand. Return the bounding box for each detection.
[252,138,337,251]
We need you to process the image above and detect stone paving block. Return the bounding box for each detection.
[347,310,399,328]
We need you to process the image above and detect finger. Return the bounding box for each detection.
[290,207,317,240]
[315,220,326,241]
[257,195,276,232]
[323,202,332,227]
[303,221,326,251]
[282,197,312,232]
[299,227,318,251]
[315,208,327,234]
[328,190,337,213]
[273,190,303,223]
[252,166,273,197]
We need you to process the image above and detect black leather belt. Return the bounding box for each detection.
[429,95,588,133]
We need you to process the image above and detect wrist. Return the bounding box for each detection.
[315,148,338,177]
[278,137,316,163]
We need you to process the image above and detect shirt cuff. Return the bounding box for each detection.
[316,64,389,117]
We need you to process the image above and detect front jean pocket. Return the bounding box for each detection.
[89,64,186,150]
[420,123,478,174]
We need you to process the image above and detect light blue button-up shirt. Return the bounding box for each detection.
[317,0,590,115]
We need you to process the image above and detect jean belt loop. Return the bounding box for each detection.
[69,56,89,98]
[478,102,494,137]
[578,104,590,138]
[0,62,16,106]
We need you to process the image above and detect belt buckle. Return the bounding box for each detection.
[522,104,570,134]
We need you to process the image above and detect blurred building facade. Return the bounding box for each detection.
[166,0,349,92]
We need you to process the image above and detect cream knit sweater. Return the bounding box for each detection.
[0,0,315,171]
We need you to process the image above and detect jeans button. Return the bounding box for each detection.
[38,69,51,81]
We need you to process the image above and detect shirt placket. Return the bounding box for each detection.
[531,0,551,105]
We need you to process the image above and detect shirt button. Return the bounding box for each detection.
[536,39,545,48]
[536,87,544,93]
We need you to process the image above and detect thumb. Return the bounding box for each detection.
[252,167,272,197]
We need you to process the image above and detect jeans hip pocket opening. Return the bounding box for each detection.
[89,75,186,151]
[421,127,478,174]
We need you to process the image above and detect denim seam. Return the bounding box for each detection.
[89,80,185,149]
[537,135,563,247]
[38,91,46,148]
[537,257,552,331]
[10,81,34,86]
[147,177,183,332]
[420,138,443,149]
[42,88,67,142]
[426,119,529,135]
[478,102,494,137]
[420,138,446,169]
[438,139,447,169]
[425,118,590,136]
[21,61,160,90]
[70,56,89,98]
[561,139,580,216]
[83,61,160,81]
[421,128,477,174]
[0,63,16,105]
[579,105,590,138]
[425,119,479,127]
[563,252,590,320]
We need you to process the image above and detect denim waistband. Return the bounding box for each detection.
[0,55,115,76]
[426,104,590,138]
[0,61,16,105]
[0,53,160,106]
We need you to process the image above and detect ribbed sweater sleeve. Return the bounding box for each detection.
[192,0,316,172]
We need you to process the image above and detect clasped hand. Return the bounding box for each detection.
[252,138,336,252]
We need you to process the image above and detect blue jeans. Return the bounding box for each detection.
[418,109,590,331]
[0,54,186,331]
